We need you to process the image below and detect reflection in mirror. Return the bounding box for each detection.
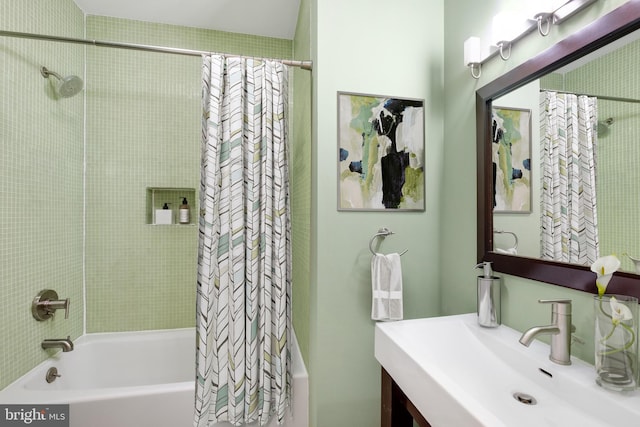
[492,31,640,274]
[477,2,640,299]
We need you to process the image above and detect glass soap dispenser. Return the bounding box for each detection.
[474,261,501,328]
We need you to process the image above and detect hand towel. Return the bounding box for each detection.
[371,253,403,321]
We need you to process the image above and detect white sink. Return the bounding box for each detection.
[375,313,640,427]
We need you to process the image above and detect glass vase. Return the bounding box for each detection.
[594,294,639,392]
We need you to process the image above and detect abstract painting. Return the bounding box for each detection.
[492,106,532,213]
[337,92,425,211]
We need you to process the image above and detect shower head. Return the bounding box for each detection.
[40,66,83,98]
[597,117,614,138]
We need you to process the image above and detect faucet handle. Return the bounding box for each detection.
[538,299,572,314]
[58,298,70,319]
[32,290,71,321]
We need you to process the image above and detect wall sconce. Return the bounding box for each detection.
[464,37,482,78]
[534,12,553,36]
[464,0,599,78]
[492,12,531,60]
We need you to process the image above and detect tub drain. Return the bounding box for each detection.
[513,392,537,405]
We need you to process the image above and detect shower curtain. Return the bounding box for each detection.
[540,91,599,264]
[195,54,291,427]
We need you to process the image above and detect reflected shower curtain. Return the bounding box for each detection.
[540,91,599,264]
[195,55,291,427]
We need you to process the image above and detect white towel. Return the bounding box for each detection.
[371,253,403,321]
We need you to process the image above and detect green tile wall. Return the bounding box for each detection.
[0,0,84,389]
[84,16,292,332]
[291,0,312,366]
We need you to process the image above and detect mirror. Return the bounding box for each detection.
[477,2,640,299]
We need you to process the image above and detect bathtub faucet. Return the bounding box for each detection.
[42,336,74,352]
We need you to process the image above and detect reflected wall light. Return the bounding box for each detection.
[464,0,599,79]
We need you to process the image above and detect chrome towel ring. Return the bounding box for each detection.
[493,229,518,251]
[369,227,408,256]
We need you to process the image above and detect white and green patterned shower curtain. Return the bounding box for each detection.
[195,54,291,427]
[540,91,599,264]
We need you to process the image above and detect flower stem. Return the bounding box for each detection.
[597,297,636,356]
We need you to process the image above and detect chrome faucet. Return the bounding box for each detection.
[519,299,572,365]
[41,336,74,352]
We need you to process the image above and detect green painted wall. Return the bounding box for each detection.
[442,0,630,365]
[0,0,84,390]
[310,0,444,426]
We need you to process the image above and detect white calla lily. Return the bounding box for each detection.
[591,255,621,296]
[610,296,634,325]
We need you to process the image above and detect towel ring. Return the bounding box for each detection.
[369,227,408,256]
[493,229,518,250]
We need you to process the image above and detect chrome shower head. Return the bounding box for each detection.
[40,66,83,98]
[597,117,614,138]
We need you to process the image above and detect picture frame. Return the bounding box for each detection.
[491,106,532,213]
[337,91,425,211]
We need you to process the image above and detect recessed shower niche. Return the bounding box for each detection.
[146,187,195,225]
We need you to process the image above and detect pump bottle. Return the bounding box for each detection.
[474,261,501,327]
[179,197,190,224]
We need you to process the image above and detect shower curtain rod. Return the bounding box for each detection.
[540,89,640,104]
[0,29,313,71]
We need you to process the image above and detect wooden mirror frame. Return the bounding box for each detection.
[477,2,640,299]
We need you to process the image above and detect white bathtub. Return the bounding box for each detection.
[0,328,308,427]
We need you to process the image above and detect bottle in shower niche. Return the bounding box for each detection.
[179,197,190,224]
[155,203,173,225]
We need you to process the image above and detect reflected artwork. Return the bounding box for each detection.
[492,106,532,213]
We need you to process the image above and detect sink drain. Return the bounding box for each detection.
[513,392,537,405]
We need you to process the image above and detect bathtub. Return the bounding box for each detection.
[0,328,309,427]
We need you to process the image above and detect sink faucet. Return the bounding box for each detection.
[41,336,74,352]
[519,299,572,365]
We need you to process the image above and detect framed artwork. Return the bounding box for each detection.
[492,106,532,213]
[337,92,425,211]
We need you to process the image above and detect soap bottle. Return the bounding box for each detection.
[179,197,190,224]
[155,202,173,225]
[474,261,501,328]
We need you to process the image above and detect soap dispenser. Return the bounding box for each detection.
[179,197,190,224]
[474,261,501,328]
[155,202,173,225]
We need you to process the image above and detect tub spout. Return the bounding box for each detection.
[42,336,74,352]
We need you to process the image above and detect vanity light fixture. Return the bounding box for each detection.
[463,0,599,78]
[534,0,560,36]
[492,12,529,60]
[464,37,482,79]
[534,12,553,36]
